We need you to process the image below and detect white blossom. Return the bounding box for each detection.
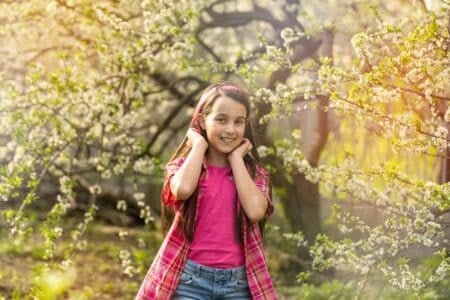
[116,200,127,212]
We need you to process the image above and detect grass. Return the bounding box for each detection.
[0,220,306,299]
[0,222,158,299]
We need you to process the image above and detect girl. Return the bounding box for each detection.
[136,82,277,299]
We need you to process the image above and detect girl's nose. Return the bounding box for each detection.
[224,123,236,134]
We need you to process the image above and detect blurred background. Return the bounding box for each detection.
[0,0,449,299]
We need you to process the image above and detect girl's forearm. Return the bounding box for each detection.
[170,141,207,200]
[229,156,268,223]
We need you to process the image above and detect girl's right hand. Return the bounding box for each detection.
[186,128,208,149]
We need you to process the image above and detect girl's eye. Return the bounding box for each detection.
[236,120,245,126]
[216,118,226,124]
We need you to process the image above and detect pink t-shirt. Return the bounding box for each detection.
[187,164,245,268]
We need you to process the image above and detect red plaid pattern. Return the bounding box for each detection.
[136,158,276,299]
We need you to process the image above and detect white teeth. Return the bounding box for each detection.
[221,137,234,143]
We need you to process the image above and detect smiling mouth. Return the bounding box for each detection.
[220,137,235,143]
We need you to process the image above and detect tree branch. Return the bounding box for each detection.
[136,75,208,159]
[199,6,288,32]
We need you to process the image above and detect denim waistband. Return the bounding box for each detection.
[184,259,247,281]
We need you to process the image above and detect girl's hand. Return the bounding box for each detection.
[228,138,252,161]
[186,128,208,149]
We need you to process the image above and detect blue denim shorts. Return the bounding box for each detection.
[173,259,251,299]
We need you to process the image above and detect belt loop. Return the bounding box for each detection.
[237,267,244,281]
[195,262,201,278]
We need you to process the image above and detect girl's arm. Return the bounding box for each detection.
[170,129,208,200]
[228,139,268,224]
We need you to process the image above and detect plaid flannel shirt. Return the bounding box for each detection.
[136,157,277,299]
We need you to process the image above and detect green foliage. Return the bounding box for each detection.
[0,0,449,298]
[32,267,77,300]
[295,280,356,300]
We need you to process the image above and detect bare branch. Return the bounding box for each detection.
[155,118,191,157]
[24,45,74,64]
[200,8,287,31]
[136,75,208,159]
[194,31,222,62]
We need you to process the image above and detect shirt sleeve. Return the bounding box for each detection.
[161,157,185,210]
[254,165,274,218]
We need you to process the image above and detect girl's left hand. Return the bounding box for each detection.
[228,138,253,160]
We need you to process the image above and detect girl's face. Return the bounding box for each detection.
[201,95,247,156]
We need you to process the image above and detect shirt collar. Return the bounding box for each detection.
[201,156,232,174]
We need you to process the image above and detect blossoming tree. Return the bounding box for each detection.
[0,0,448,297]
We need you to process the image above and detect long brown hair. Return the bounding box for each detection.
[161,81,267,242]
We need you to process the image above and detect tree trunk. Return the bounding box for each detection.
[256,33,332,244]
